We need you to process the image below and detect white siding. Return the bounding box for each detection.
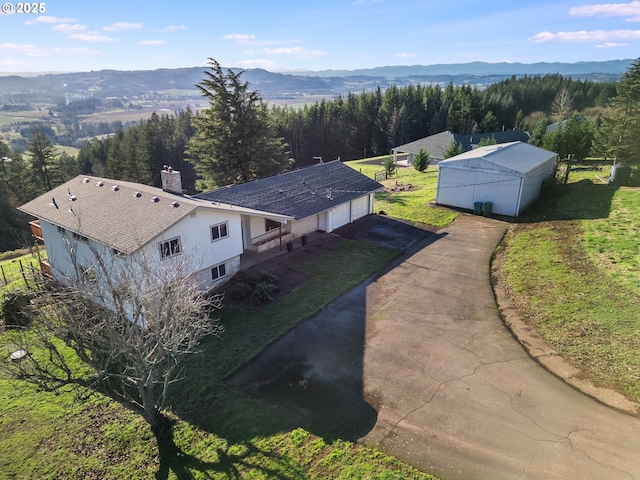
[151,209,242,287]
[436,166,522,217]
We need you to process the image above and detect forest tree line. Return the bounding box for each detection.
[0,68,631,253]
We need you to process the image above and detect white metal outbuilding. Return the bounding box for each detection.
[435,141,557,217]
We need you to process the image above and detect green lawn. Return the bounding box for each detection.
[347,158,458,227]
[0,249,45,289]
[500,169,640,400]
[0,239,438,480]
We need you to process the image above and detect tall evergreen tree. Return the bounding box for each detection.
[594,57,640,166]
[188,58,290,187]
[26,128,57,194]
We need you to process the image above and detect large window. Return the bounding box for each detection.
[211,263,227,281]
[211,222,229,241]
[159,237,181,259]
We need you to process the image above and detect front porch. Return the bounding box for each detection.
[239,230,331,270]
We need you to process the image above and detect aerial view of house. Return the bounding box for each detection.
[18,161,383,290]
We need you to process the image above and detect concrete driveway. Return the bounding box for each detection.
[230,213,640,480]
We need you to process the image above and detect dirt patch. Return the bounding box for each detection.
[215,234,345,309]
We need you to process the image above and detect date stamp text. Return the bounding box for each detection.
[2,2,46,14]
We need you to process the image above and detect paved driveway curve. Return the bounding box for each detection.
[361,214,640,480]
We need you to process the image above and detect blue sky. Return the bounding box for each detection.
[1,0,639,73]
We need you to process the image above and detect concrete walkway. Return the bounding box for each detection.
[361,214,640,480]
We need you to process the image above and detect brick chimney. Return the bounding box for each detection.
[161,166,183,194]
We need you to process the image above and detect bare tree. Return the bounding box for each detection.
[2,237,223,430]
[551,88,574,121]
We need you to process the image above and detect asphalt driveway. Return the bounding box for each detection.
[230,213,640,480]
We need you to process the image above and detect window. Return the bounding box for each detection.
[210,222,229,241]
[159,237,181,259]
[211,263,227,281]
[265,219,281,232]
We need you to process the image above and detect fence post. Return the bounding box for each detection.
[0,264,6,285]
[19,259,29,289]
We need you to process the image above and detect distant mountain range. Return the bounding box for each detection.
[0,59,632,104]
[282,59,634,78]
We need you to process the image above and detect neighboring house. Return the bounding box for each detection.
[19,161,382,290]
[435,141,557,217]
[392,130,531,166]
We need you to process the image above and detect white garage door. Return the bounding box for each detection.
[351,195,370,221]
[331,203,351,230]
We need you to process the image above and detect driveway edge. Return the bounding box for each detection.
[491,240,640,418]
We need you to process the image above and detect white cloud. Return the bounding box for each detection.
[0,42,99,58]
[395,52,417,59]
[137,40,166,46]
[530,29,640,42]
[103,22,143,32]
[235,59,278,69]
[51,24,86,33]
[596,41,630,47]
[155,25,186,33]
[70,33,116,43]
[23,15,78,25]
[223,34,285,46]
[256,46,326,59]
[570,1,640,20]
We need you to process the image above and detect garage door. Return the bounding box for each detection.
[351,195,370,221]
[331,203,351,230]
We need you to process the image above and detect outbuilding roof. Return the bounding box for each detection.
[195,160,383,219]
[438,141,557,175]
[18,175,283,254]
[392,130,531,161]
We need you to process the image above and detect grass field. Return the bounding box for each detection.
[0,239,438,479]
[347,157,458,227]
[500,166,640,400]
[0,249,44,290]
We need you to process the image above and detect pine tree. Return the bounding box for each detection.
[593,58,640,166]
[26,128,57,194]
[187,58,290,187]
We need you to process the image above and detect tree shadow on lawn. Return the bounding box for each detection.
[152,413,307,480]
[163,217,443,477]
[520,180,620,223]
[171,273,379,445]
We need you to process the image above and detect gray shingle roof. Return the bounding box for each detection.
[195,160,383,219]
[392,130,531,161]
[19,175,207,254]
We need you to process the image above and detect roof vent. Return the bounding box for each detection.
[111,185,119,191]
[134,191,142,198]
[96,181,104,187]
[82,177,90,183]
[151,196,159,203]
[171,201,180,208]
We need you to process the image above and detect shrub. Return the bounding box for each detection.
[0,288,34,327]
[383,156,396,177]
[229,282,253,300]
[258,269,279,285]
[414,148,429,172]
[251,281,278,304]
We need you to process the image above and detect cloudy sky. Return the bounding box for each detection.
[0,0,639,73]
